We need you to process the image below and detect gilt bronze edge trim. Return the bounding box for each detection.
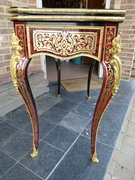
[8,7,126,15]
[29,52,100,62]
[98,27,104,61]
[26,24,104,30]
[9,16,125,22]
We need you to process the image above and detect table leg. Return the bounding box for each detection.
[87,58,95,99]
[10,32,39,158]
[91,33,122,163]
[55,58,61,97]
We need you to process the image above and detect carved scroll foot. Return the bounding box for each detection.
[91,153,99,163]
[30,147,38,158]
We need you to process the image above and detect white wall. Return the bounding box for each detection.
[36,0,42,8]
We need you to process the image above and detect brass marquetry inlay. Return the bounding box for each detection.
[33,30,97,55]
[9,15,125,22]
[8,6,126,163]
[14,24,27,57]
[27,25,103,60]
[8,7,126,15]
[27,25,103,30]
[103,26,117,62]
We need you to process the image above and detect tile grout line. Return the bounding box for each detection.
[0,162,18,179]
[45,117,93,180]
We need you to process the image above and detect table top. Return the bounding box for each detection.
[8,7,126,22]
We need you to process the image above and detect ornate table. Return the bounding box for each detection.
[8,7,126,163]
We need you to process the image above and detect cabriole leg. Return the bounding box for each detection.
[10,32,39,157]
[91,33,122,163]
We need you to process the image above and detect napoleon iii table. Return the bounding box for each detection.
[8,7,126,163]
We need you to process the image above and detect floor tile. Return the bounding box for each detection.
[71,103,95,119]
[0,122,19,145]
[46,135,113,180]
[46,84,58,95]
[59,112,90,134]
[23,117,56,139]
[0,119,4,123]
[81,95,98,107]
[3,107,29,130]
[57,86,70,97]
[1,163,42,180]
[0,150,16,178]
[82,80,135,147]
[43,125,77,151]
[36,94,62,116]
[1,130,32,161]
[20,141,64,179]
[89,88,101,98]
[48,84,69,97]
[54,99,78,112]
[112,80,135,105]
[23,107,69,139]
[82,121,91,138]
[40,107,68,124]
[82,102,130,147]
[63,90,87,103]
[97,105,127,146]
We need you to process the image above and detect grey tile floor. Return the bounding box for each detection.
[0,79,135,180]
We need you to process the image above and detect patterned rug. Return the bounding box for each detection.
[61,77,102,92]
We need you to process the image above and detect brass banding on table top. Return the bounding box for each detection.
[9,15,125,22]
[8,7,126,15]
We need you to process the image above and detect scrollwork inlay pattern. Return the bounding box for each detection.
[15,24,27,57]
[33,30,98,57]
